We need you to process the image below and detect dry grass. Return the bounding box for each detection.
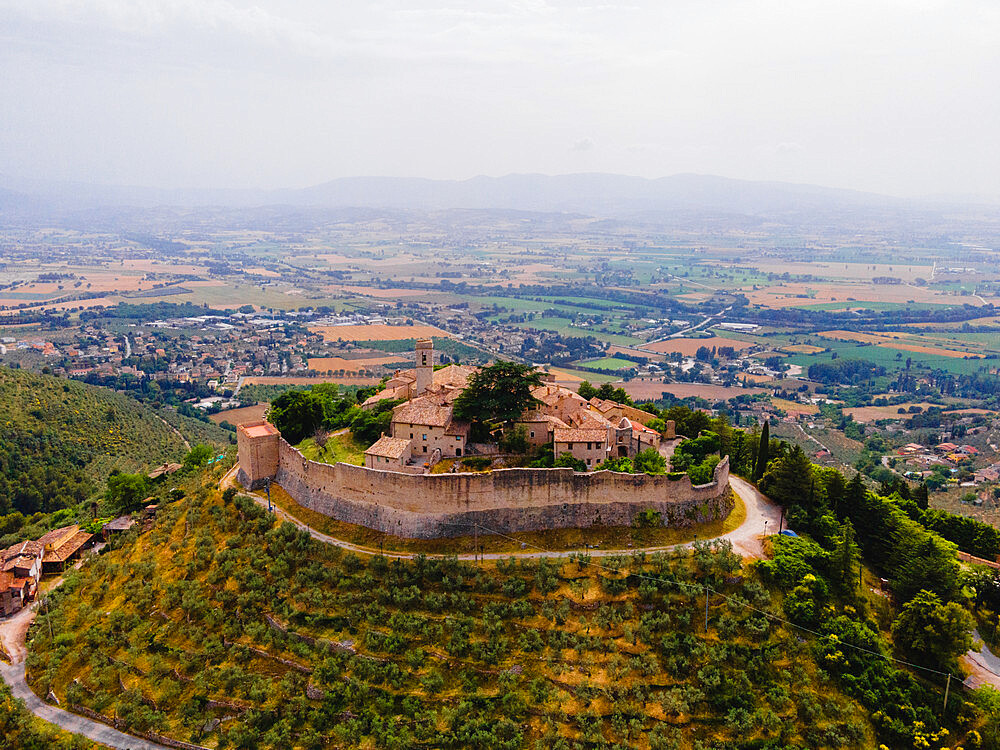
[209,403,268,425]
[310,323,452,341]
[306,355,408,372]
[771,398,819,415]
[622,380,765,401]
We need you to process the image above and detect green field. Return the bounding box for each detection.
[575,356,640,371]
[506,315,642,345]
[784,338,996,375]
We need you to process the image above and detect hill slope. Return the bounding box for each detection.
[0,366,208,519]
[28,470,981,750]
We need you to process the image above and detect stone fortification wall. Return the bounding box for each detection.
[271,437,732,539]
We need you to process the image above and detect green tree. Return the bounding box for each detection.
[828,519,859,591]
[453,361,542,431]
[891,589,974,668]
[554,452,587,471]
[577,381,598,400]
[182,444,213,472]
[269,390,324,444]
[596,456,634,473]
[913,483,930,511]
[105,472,150,512]
[753,420,769,481]
[634,447,667,475]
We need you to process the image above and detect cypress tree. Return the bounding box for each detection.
[914,483,930,511]
[753,420,770,481]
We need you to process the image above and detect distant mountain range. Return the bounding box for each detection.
[0,172,996,224]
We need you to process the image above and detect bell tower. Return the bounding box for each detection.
[415,338,433,395]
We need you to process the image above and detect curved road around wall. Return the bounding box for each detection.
[222,465,781,561]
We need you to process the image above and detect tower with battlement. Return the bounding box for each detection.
[415,338,433,395]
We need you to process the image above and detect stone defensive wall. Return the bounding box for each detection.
[237,421,732,539]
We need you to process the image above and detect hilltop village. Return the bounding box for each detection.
[362,339,668,472]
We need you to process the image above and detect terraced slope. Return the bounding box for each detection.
[22,474,899,750]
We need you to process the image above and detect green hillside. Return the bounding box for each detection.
[0,366,225,524]
[25,467,994,750]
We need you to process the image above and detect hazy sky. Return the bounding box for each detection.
[2,0,999,198]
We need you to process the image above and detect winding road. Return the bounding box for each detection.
[0,566,174,750]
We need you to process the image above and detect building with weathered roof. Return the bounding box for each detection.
[37,526,94,575]
[364,436,414,471]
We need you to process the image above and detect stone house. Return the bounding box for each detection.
[364,436,413,470]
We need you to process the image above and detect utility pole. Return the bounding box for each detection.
[943,674,951,715]
[704,582,709,633]
[474,524,478,564]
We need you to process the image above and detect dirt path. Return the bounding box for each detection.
[156,413,191,451]
[222,465,782,562]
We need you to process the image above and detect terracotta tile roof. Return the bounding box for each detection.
[365,436,412,459]
[432,365,477,389]
[103,516,136,533]
[520,413,569,428]
[531,384,585,407]
[554,428,609,444]
[37,525,80,551]
[567,410,612,429]
[444,421,471,437]
[628,418,660,436]
[47,531,93,563]
[2,540,42,562]
[393,397,453,428]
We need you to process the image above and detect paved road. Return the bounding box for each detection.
[0,660,171,750]
[224,465,782,562]
[0,563,174,749]
[962,629,1000,689]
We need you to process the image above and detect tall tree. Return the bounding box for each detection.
[913,483,930,511]
[453,361,542,430]
[753,420,769,481]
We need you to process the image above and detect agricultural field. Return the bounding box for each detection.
[306,354,409,372]
[310,323,452,342]
[621,379,766,402]
[644,337,755,356]
[574,356,640,371]
[209,403,269,425]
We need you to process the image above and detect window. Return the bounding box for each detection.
[530,431,535,438]
[568,442,573,449]
[423,446,427,453]
[410,433,414,439]
[455,436,461,441]
[586,442,591,450]
[586,458,592,465]
[456,448,462,456]
[422,434,427,440]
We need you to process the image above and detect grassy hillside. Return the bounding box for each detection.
[29,468,987,750]
[0,366,226,539]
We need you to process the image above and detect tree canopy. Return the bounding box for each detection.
[453,362,542,430]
